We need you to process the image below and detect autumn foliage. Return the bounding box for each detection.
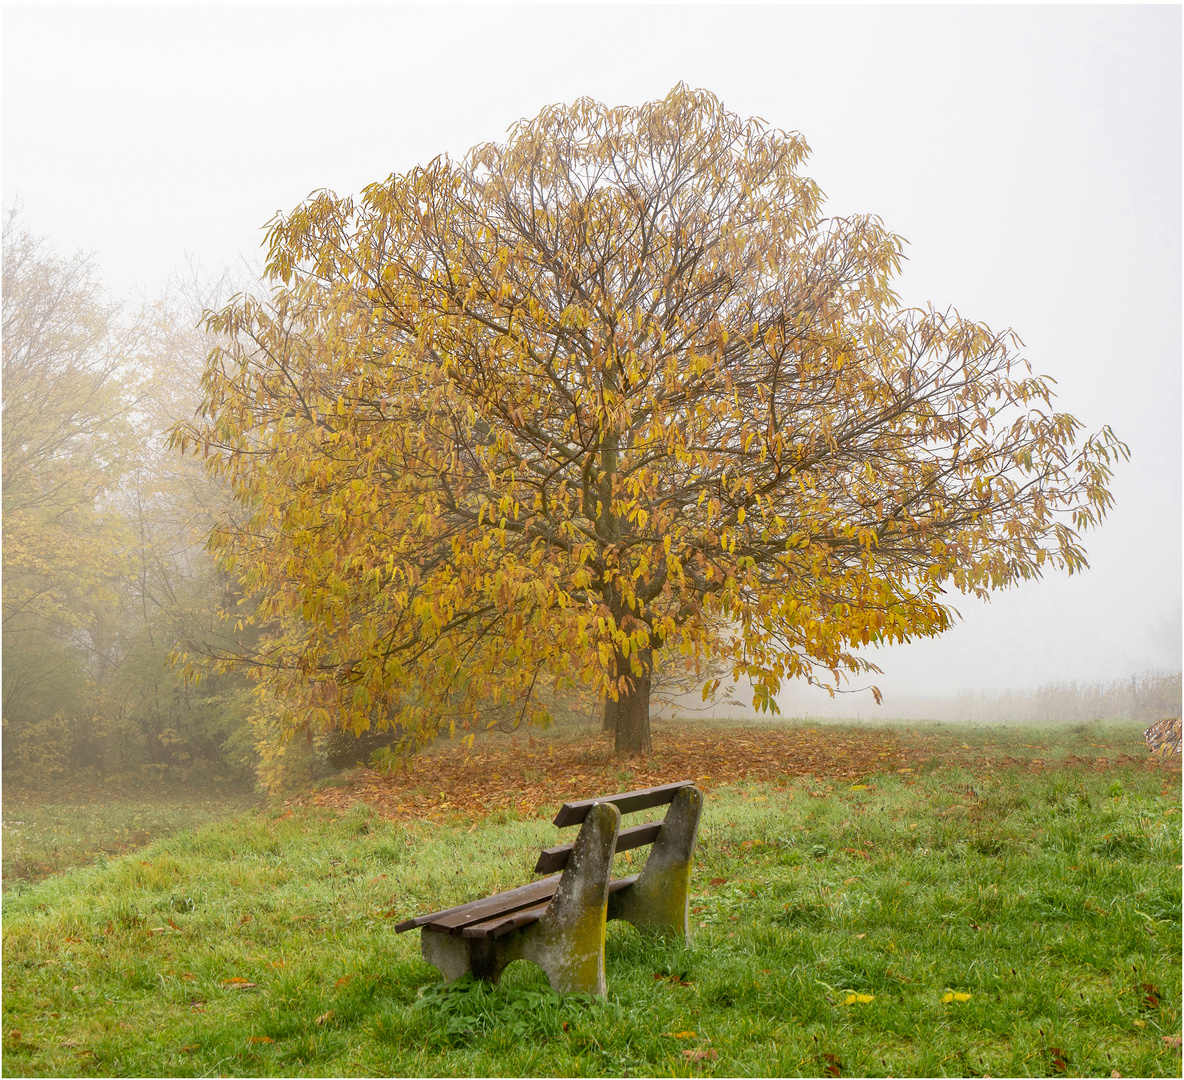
[183,85,1125,757]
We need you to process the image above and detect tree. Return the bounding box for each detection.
[2,212,256,781]
[185,85,1126,756]
[2,209,141,717]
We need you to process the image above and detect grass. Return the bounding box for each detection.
[2,783,261,888]
[1,725,1180,1077]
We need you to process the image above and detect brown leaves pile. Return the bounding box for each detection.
[304,726,916,823]
[298,721,1174,825]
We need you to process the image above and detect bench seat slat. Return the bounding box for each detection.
[553,781,694,827]
[534,818,664,874]
[392,874,560,933]
[457,900,552,939]
[450,875,641,939]
[424,876,562,933]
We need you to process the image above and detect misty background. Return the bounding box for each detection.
[3,6,1179,743]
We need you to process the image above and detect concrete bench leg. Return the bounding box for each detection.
[420,801,621,996]
[421,928,509,983]
[608,784,702,938]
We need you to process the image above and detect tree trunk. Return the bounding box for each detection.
[614,645,653,756]
[602,692,617,734]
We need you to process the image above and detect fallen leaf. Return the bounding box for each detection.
[940,991,972,1003]
[1162,1035,1182,1048]
[239,914,253,925]
[182,973,197,981]
[221,977,257,990]
[180,1045,199,1053]
[822,1052,843,1076]
[683,1049,719,1062]
[843,993,874,1004]
[662,1031,697,1039]
[856,933,867,939]
[335,975,354,988]
[315,1011,334,1026]
[709,877,727,887]
[248,1036,274,1044]
[1133,1019,1146,1028]
[7,1030,20,1041]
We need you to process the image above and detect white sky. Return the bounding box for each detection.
[4,4,1180,707]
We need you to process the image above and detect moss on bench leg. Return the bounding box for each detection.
[608,785,702,938]
[518,800,620,995]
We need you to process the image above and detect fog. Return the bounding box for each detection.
[4,5,1179,715]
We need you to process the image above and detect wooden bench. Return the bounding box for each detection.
[394,780,703,995]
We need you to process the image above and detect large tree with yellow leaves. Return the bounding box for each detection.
[184,86,1125,755]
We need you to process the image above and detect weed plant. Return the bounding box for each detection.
[2,751,1179,1076]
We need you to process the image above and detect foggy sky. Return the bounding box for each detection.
[4,5,1179,711]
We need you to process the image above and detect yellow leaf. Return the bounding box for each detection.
[844,993,874,1004]
[940,991,971,1003]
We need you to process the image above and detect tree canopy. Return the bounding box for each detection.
[185,85,1126,755]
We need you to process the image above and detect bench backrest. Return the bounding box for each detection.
[534,780,695,874]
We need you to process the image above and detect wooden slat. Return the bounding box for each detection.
[392,874,560,933]
[609,873,639,894]
[552,780,693,828]
[459,900,552,939]
[534,819,664,874]
[458,875,641,939]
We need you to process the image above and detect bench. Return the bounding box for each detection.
[394,780,703,996]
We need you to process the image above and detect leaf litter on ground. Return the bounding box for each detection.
[302,722,1172,824]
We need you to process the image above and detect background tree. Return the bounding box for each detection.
[2,209,140,769]
[186,85,1126,756]
[2,212,255,782]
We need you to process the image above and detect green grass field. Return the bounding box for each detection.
[2,724,1180,1077]
[1,784,260,889]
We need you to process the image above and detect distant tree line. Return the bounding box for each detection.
[787,669,1181,724]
